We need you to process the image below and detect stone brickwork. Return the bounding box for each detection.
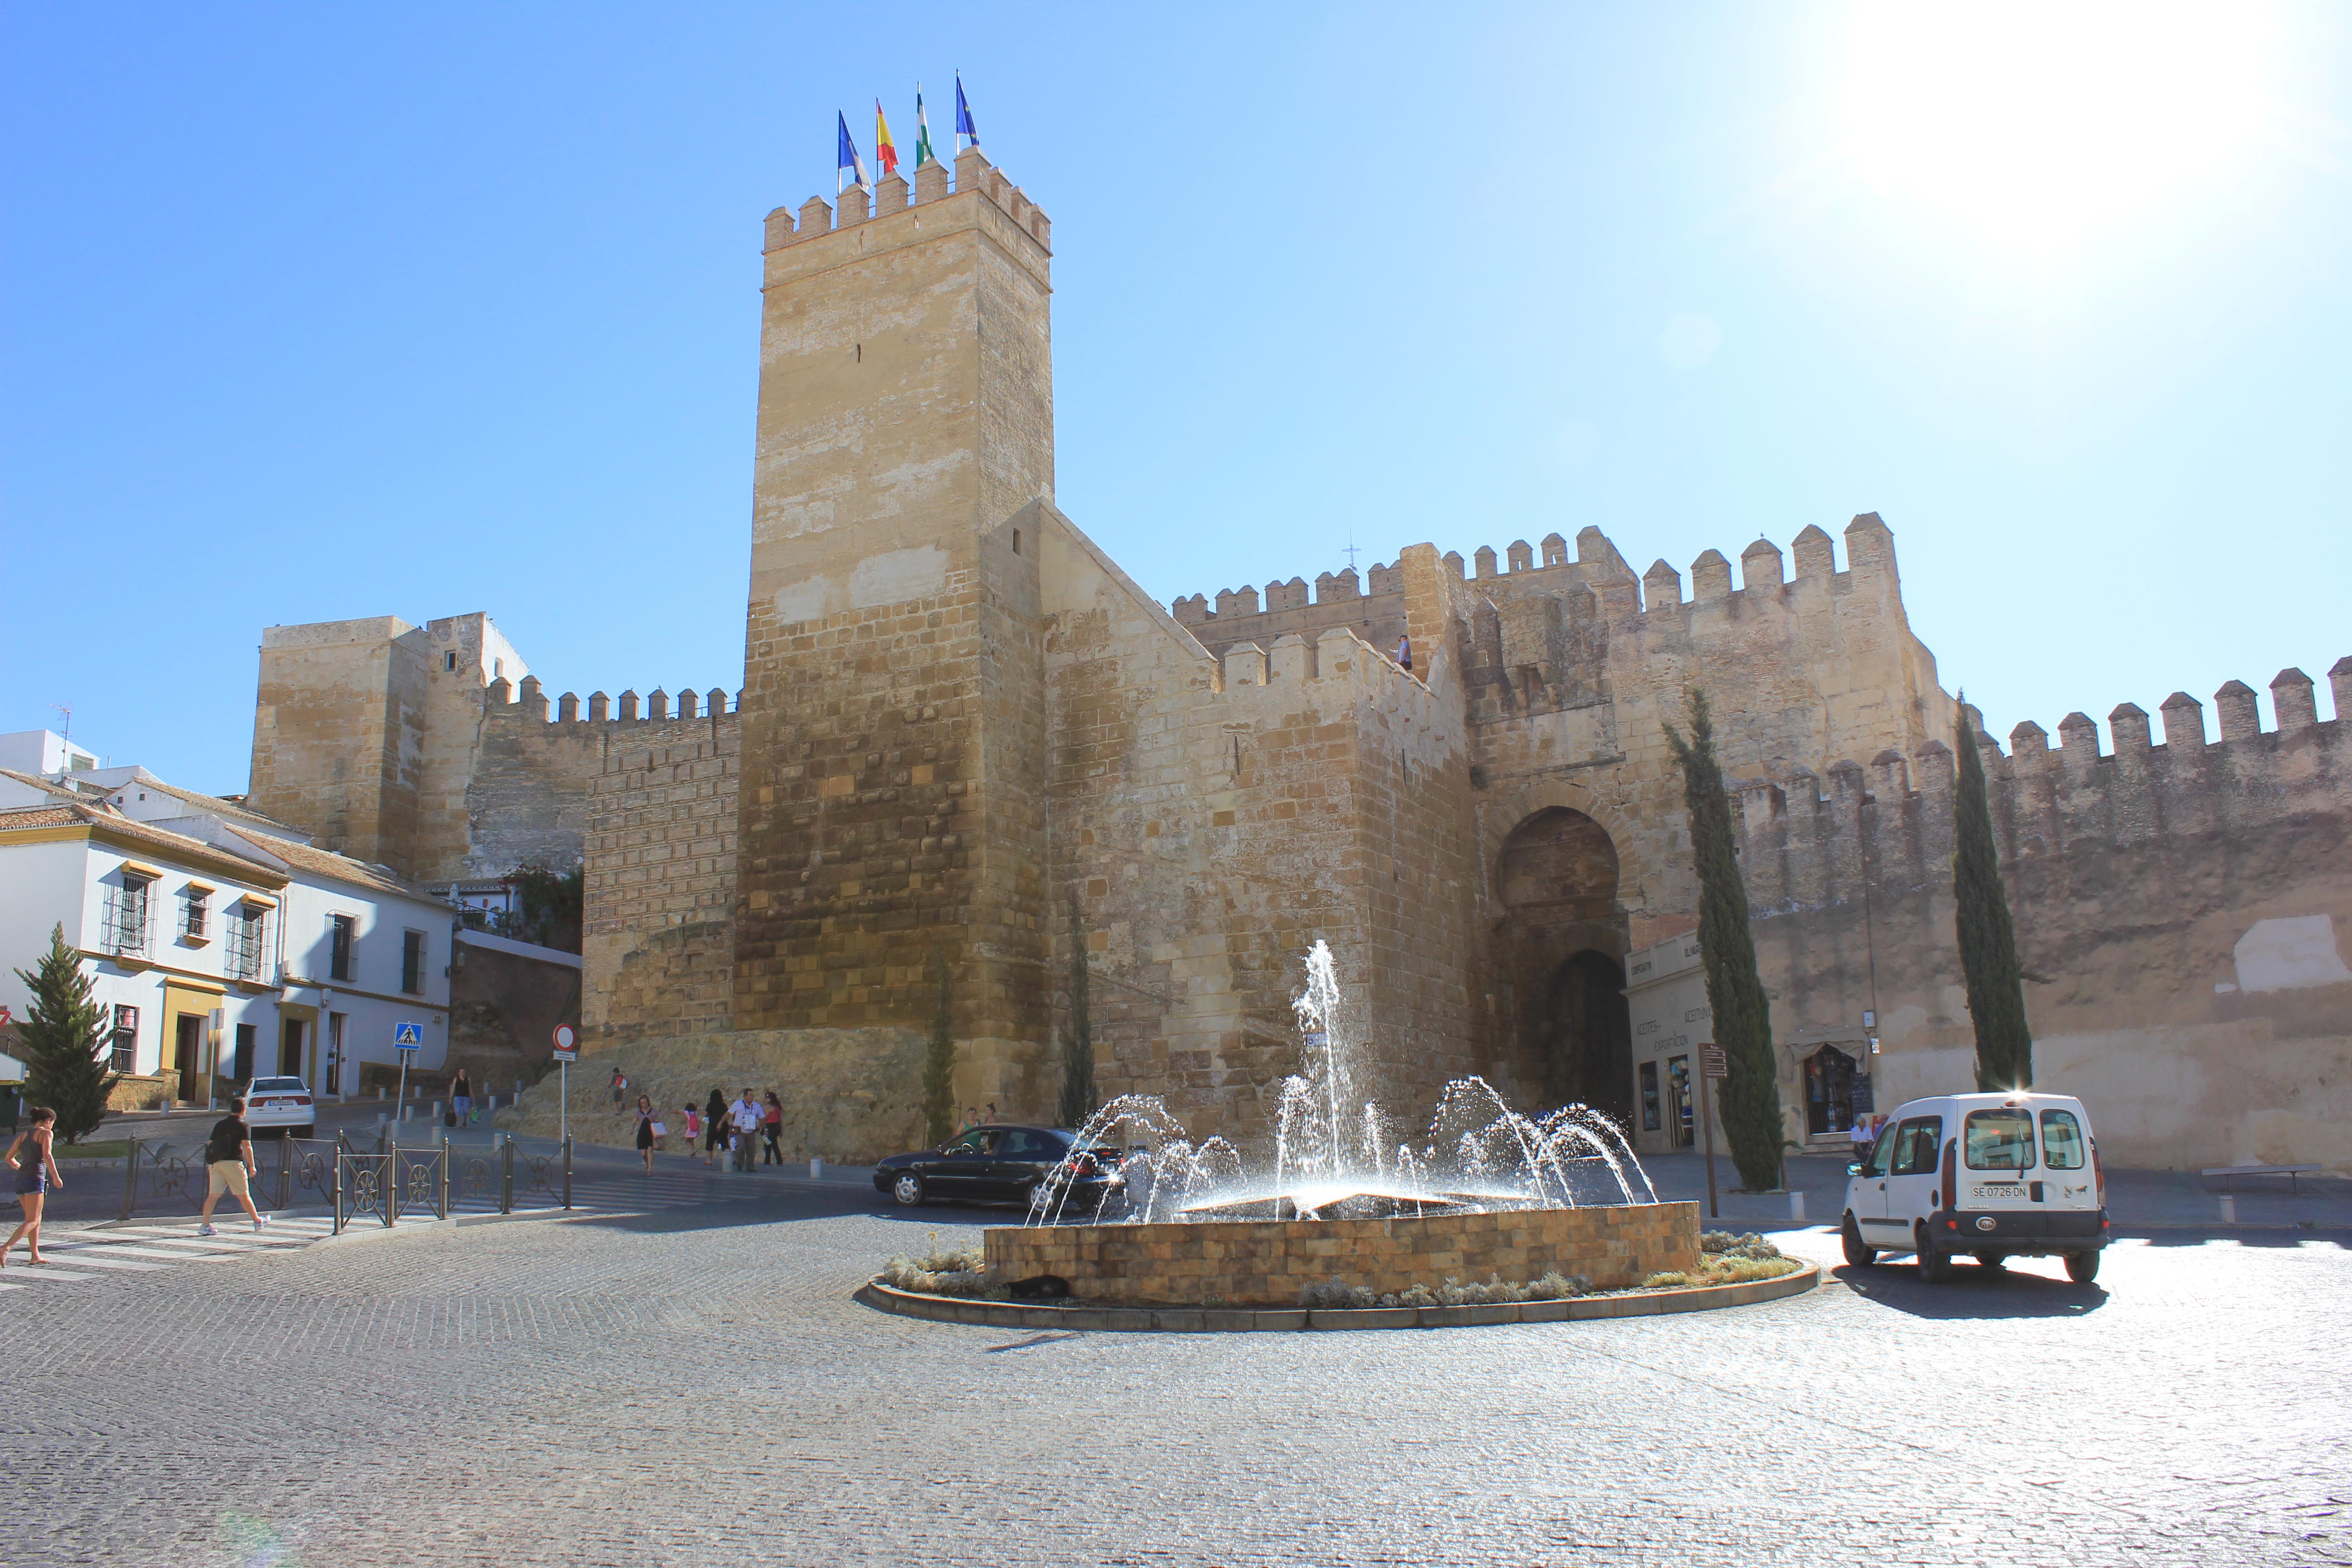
[982,1201,1702,1306]
[582,726,739,1042]
[245,150,2352,1174]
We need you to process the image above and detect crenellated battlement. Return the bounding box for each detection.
[1730,653,2351,912]
[482,675,743,730]
[763,144,1050,258]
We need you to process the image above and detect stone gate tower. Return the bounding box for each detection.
[731,147,1058,1102]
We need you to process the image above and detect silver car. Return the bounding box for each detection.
[240,1076,317,1140]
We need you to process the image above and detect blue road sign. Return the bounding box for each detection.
[394,1021,423,1050]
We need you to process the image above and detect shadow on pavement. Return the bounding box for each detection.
[1833,1260,2110,1318]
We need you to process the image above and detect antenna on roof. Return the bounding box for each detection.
[47,702,72,779]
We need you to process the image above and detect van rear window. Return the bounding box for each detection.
[2040,1109,2087,1170]
[1964,1109,2036,1170]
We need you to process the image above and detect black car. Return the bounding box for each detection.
[873,1125,1123,1213]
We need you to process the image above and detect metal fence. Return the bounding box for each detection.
[120,1130,565,1229]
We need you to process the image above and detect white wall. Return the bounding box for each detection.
[275,875,453,1089]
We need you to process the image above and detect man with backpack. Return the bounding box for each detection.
[197,1096,270,1236]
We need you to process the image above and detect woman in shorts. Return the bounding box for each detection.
[2,1105,64,1266]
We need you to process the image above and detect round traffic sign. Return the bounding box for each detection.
[553,1024,577,1050]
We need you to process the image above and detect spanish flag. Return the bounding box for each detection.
[875,99,900,179]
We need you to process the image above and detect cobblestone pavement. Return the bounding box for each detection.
[5,1183,2345,1568]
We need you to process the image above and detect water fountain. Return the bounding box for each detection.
[984,941,1701,1306]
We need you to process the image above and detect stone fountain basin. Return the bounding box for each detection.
[986,1200,1701,1308]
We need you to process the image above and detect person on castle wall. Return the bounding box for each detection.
[632,1094,656,1174]
[761,1091,783,1166]
[702,1088,727,1168]
[1395,635,1412,672]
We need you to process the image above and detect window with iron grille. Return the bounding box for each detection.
[226,906,268,980]
[104,875,152,953]
[181,886,209,941]
[328,914,355,982]
[400,930,426,994]
[109,1004,139,1074]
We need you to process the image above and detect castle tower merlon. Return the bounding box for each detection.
[2215,679,2260,744]
[558,692,579,723]
[1642,559,1681,612]
[2272,667,2318,730]
[1740,537,1784,591]
[588,691,609,721]
[1541,532,1569,568]
[914,156,949,204]
[1843,512,1896,580]
[2159,691,2204,751]
[2330,656,2352,721]
[2109,701,2151,757]
[837,182,871,226]
[1474,545,1499,579]
[1790,523,1836,579]
[874,171,909,217]
[2007,719,2047,774]
[1690,549,1732,602]
[2058,710,2102,772]
[1506,540,1533,572]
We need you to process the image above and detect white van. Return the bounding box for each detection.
[1842,1091,2109,1283]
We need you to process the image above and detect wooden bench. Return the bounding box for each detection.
[2200,1163,2325,1194]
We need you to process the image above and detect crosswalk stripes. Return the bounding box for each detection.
[0,1214,338,1289]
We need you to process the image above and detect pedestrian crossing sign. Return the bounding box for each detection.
[394,1021,423,1049]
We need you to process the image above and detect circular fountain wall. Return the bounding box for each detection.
[996,941,1700,1307]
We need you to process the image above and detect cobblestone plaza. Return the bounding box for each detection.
[8,1167,2347,1568]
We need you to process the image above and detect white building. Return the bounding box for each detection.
[0,730,99,779]
[0,766,454,1103]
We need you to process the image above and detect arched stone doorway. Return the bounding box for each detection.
[1495,808,1635,1129]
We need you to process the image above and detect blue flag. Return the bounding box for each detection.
[836,110,870,192]
[954,75,978,148]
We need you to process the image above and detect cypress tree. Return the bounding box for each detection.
[1057,891,1097,1130]
[1952,700,2034,1090]
[1663,691,1786,1191]
[921,947,958,1145]
[13,923,117,1144]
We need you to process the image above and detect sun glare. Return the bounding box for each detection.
[1838,3,2278,257]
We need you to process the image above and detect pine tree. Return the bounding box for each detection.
[1952,700,2034,1090]
[1057,891,1097,1130]
[1663,691,1786,1191]
[921,947,958,1145]
[12,923,117,1144]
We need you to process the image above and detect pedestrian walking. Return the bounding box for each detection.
[197,1096,270,1236]
[632,1095,657,1173]
[681,1103,702,1160]
[650,1106,668,1152]
[703,1089,727,1168]
[2,1105,64,1266]
[761,1091,784,1166]
[451,1068,473,1127]
[610,1066,629,1116]
[730,1088,763,1172]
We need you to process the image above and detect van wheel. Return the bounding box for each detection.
[1840,1214,1877,1268]
[2064,1250,2100,1284]
[1915,1223,1952,1284]
[1974,1252,2007,1271]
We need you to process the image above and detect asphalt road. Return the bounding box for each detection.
[6,1167,2347,1568]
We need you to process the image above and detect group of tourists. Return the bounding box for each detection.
[621,1081,784,1174]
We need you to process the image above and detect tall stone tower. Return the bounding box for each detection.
[731,147,1057,1105]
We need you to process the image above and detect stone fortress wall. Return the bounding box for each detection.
[247,143,2352,1171]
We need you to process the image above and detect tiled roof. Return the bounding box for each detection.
[0,766,102,803]
[0,804,87,830]
[224,826,428,899]
[130,777,304,835]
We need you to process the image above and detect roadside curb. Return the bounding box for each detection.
[855,1261,1819,1333]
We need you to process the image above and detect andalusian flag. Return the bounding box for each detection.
[836,111,869,192]
[913,84,936,169]
[954,74,978,150]
[874,99,899,179]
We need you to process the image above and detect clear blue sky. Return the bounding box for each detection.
[5,3,2347,794]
